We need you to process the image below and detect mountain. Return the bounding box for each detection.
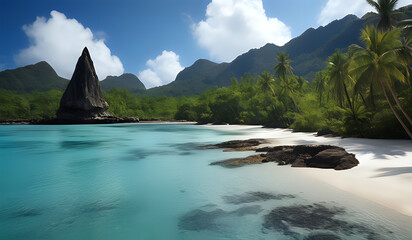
[147,5,412,97]
[1,6,410,96]
[146,59,229,96]
[146,14,364,97]
[0,61,68,93]
[0,63,145,94]
[101,73,146,92]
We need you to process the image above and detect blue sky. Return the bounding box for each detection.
[1,0,411,88]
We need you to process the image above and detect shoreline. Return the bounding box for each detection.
[1,122,411,216]
[0,119,197,125]
[205,125,412,217]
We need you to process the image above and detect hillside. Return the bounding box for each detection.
[146,59,229,96]
[1,6,411,96]
[146,5,411,96]
[101,73,146,92]
[0,61,68,93]
[146,15,364,96]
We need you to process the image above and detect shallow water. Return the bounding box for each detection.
[0,123,411,240]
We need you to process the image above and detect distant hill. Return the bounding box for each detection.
[1,5,410,96]
[147,5,411,96]
[0,63,146,94]
[101,73,146,92]
[146,59,229,96]
[146,14,364,96]
[0,61,68,93]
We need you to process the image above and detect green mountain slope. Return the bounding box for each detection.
[0,61,68,93]
[146,59,229,96]
[147,14,364,97]
[148,5,411,97]
[1,6,410,96]
[101,73,146,92]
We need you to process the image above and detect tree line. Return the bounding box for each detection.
[0,0,410,139]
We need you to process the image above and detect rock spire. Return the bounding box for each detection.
[57,47,110,120]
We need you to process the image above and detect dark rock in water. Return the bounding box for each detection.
[204,138,268,151]
[179,205,263,231]
[304,233,342,240]
[36,116,139,125]
[223,192,295,205]
[210,154,266,168]
[263,204,346,233]
[263,203,383,239]
[231,205,263,216]
[179,209,225,231]
[57,47,109,120]
[209,139,359,170]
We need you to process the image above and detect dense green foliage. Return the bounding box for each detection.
[104,88,180,119]
[1,2,411,139]
[0,89,62,120]
[0,62,410,138]
[0,88,181,121]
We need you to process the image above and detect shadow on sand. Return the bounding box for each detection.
[373,167,412,178]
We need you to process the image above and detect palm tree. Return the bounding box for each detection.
[258,72,276,96]
[351,25,412,139]
[326,51,355,114]
[366,0,400,31]
[314,71,328,105]
[274,52,293,81]
[274,52,301,113]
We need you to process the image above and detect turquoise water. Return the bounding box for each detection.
[0,123,411,240]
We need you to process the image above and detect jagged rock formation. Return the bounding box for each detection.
[57,47,110,120]
[208,139,359,170]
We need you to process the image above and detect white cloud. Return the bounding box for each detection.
[15,10,124,80]
[318,0,412,26]
[193,0,292,62]
[138,51,184,89]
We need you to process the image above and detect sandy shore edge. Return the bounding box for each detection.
[205,125,412,217]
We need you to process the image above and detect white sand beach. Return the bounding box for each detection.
[207,125,412,217]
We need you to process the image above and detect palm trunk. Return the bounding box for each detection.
[383,78,412,126]
[379,78,412,140]
[343,82,354,114]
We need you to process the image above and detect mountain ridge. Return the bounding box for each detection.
[100,73,146,92]
[145,14,365,96]
[1,6,411,96]
[0,61,69,93]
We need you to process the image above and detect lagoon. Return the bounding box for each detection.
[0,123,411,240]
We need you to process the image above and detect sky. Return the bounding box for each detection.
[1,0,411,88]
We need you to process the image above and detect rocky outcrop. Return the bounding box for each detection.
[204,138,268,151]
[57,47,110,120]
[209,139,359,170]
[38,47,140,124]
[261,145,359,170]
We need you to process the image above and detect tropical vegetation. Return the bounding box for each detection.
[0,0,411,139]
